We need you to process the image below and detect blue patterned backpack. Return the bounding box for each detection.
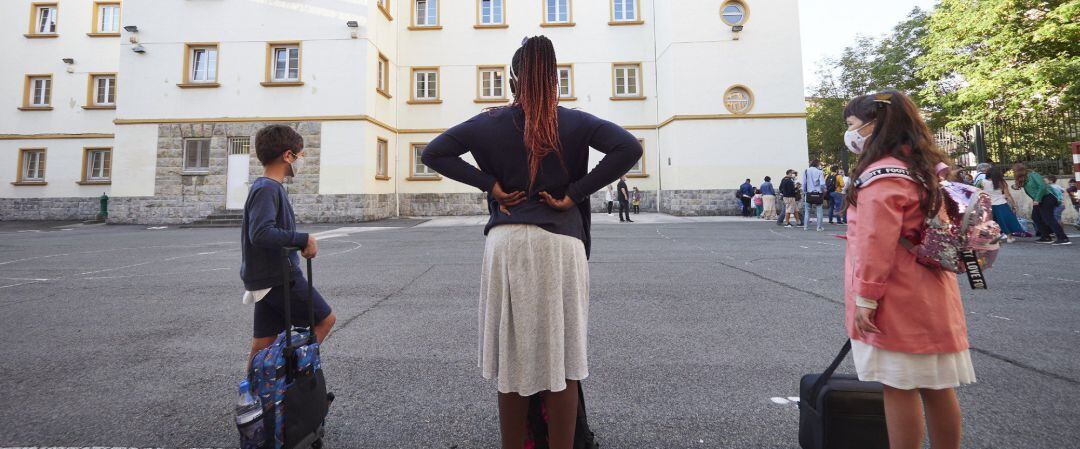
[246,254,331,449]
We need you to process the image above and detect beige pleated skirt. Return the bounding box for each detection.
[479,224,590,396]
[851,339,976,390]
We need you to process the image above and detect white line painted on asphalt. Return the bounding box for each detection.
[15,230,43,233]
[147,226,168,230]
[1049,276,1080,284]
[0,280,42,289]
[77,267,232,281]
[787,396,800,402]
[312,226,396,240]
[78,261,153,276]
[770,397,790,404]
[0,242,232,266]
[989,315,1012,321]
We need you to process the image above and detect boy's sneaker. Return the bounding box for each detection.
[1052,240,1072,246]
[1036,238,1054,244]
[785,224,793,228]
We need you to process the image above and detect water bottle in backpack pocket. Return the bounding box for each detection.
[236,379,267,449]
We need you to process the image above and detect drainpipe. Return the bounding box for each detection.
[650,0,663,213]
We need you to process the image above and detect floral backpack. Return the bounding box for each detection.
[853,162,1001,289]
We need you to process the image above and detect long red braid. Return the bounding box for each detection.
[511,36,563,192]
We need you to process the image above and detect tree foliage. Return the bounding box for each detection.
[919,0,1080,127]
[806,9,929,164]
[806,1,1079,162]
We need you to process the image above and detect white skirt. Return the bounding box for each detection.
[479,224,590,396]
[851,339,976,390]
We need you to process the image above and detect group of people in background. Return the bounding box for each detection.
[741,162,850,230]
[971,162,1075,246]
[604,176,641,223]
[740,159,1078,246]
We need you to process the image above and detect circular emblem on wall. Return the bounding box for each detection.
[720,1,749,26]
[723,85,754,114]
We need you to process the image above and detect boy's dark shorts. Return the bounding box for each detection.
[253,275,332,338]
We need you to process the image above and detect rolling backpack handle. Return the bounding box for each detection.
[282,247,319,346]
[281,247,297,380]
[306,257,316,345]
[808,340,852,405]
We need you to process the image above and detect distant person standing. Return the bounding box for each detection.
[739,178,754,217]
[827,167,846,224]
[839,169,851,224]
[980,166,1023,243]
[605,185,615,215]
[760,176,777,221]
[779,170,799,227]
[973,163,991,187]
[752,189,764,217]
[1013,164,1070,245]
[802,160,827,231]
[794,182,805,226]
[618,176,633,223]
[631,187,642,214]
[1046,175,1066,226]
[1068,178,1080,229]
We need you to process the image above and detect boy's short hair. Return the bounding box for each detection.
[255,124,304,166]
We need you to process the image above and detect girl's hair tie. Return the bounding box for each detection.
[874,93,893,109]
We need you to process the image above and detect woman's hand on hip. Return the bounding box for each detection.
[539,191,576,211]
[854,306,881,339]
[492,181,526,215]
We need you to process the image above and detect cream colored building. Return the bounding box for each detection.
[1,0,808,223]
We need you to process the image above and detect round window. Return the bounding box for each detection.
[720,1,747,26]
[724,86,753,114]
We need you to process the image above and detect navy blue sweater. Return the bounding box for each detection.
[240,177,310,290]
[421,106,642,258]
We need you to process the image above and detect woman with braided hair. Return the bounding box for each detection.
[421,36,641,448]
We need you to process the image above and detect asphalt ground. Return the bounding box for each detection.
[0,215,1078,448]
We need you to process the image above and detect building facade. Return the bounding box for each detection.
[1,0,809,223]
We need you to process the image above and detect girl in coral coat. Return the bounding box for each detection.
[842,91,975,449]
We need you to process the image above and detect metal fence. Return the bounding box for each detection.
[813,110,1079,175]
[934,109,1080,174]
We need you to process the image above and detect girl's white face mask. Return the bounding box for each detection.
[844,121,874,154]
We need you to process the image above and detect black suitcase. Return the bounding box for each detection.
[525,383,599,449]
[798,340,888,449]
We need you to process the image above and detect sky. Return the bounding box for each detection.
[799,0,938,93]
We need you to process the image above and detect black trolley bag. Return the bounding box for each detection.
[525,384,599,449]
[260,249,333,449]
[798,340,888,449]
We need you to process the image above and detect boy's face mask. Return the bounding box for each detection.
[286,151,304,177]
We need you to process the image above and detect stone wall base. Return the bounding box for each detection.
[0,197,103,221]
[105,194,398,224]
[588,189,657,213]
[660,189,742,216]
[399,192,487,217]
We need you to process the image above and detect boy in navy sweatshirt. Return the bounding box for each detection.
[242,124,336,363]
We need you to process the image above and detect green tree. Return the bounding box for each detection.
[806,9,931,164]
[919,0,1080,126]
